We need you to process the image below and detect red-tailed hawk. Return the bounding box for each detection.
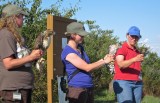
[33,29,54,71]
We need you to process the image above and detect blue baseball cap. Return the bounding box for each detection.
[128,26,141,39]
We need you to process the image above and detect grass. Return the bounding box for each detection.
[142,95,160,103]
[94,89,160,103]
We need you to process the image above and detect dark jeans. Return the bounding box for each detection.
[67,86,94,103]
[0,89,32,103]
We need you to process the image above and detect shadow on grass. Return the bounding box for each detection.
[94,88,117,103]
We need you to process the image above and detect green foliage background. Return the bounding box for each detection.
[142,53,160,97]
[1,0,160,102]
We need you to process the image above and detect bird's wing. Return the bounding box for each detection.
[33,33,43,49]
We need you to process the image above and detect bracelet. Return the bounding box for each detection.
[103,58,108,68]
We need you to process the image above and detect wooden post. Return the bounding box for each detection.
[47,14,54,103]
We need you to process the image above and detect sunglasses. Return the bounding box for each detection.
[128,35,139,40]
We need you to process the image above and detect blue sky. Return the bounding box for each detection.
[43,0,160,56]
[70,0,160,56]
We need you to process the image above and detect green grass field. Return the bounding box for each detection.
[95,89,160,103]
[142,95,160,103]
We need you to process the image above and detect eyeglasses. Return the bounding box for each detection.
[75,33,84,38]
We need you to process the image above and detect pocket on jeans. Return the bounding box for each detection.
[1,91,14,101]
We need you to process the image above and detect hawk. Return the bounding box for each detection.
[108,42,123,74]
[33,29,54,71]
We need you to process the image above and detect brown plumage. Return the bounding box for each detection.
[33,29,54,71]
[34,29,53,50]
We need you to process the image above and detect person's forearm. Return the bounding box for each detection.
[4,55,34,70]
[84,59,106,72]
[117,58,135,69]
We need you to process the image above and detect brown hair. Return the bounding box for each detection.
[0,15,23,46]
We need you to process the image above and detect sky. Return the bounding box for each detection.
[43,0,160,56]
[1,0,159,56]
[70,0,160,56]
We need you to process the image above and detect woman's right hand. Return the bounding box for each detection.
[29,49,43,61]
[133,54,144,62]
[103,54,114,64]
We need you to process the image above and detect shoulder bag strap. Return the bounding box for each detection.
[63,44,85,83]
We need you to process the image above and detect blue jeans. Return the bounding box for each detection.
[113,80,143,103]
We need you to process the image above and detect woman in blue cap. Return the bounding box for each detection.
[113,26,144,103]
[0,4,42,103]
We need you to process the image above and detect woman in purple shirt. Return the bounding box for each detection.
[61,22,114,103]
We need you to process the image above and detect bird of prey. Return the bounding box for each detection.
[33,29,54,71]
[108,42,123,74]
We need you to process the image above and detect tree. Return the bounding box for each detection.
[142,52,160,97]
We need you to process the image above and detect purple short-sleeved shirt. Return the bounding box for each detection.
[61,45,93,88]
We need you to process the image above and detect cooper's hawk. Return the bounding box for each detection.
[108,42,123,74]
